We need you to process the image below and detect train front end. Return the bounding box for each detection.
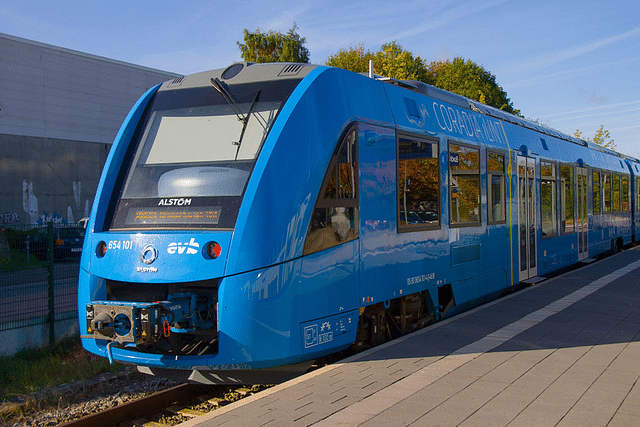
[79,63,343,384]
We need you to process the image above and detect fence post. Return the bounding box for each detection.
[47,222,55,346]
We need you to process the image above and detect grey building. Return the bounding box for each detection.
[0,33,180,226]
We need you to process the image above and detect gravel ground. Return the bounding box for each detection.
[0,368,180,426]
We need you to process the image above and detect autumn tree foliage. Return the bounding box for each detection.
[327,42,517,114]
[327,41,430,83]
[427,57,518,115]
[574,125,616,149]
[236,25,516,115]
[373,41,431,83]
[237,23,310,63]
[325,42,374,73]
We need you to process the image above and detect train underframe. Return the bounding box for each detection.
[353,285,455,350]
[84,279,455,351]
[83,273,460,384]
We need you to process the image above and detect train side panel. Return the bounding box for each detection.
[376,84,515,311]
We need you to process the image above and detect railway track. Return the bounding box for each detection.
[58,382,269,427]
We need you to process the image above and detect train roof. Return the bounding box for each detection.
[382,78,587,148]
[157,62,322,91]
[156,62,635,165]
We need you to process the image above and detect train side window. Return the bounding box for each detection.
[449,142,480,226]
[397,135,440,232]
[540,161,557,238]
[603,172,611,213]
[303,126,358,255]
[622,175,630,212]
[560,164,574,234]
[612,174,621,212]
[487,152,506,223]
[592,171,601,214]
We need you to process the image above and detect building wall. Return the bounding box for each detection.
[0,134,110,225]
[0,33,180,225]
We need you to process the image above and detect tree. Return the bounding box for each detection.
[237,23,310,63]
[327,43,517,114]
[427,57,518,115]
[326,43,375,74]
[327,41,430,83]
[374,41,431,83]
[573,125,616,149]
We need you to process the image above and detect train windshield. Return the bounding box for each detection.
[109,80,299,230]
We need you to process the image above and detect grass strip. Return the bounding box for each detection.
[0,336,122,400]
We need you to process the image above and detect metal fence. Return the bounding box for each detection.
[0,223,83,345]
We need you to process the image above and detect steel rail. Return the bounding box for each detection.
[58,383,215,427]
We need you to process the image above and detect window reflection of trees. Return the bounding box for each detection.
[540,162,557,237]
[622,175,629,211]
[561,165,574,234]
[304,127,359,255]
[397,136,439,231]
[603,173,611,213]
[593,171,601,214]
[488,152,506,223]
[450,143,480,225]
[612,174,621,212]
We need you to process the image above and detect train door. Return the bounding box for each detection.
[357,123,398,303]
[518,156,538,280]
[577,167,588,260]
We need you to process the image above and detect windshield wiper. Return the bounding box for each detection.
[210,78,244,121]
[234,89,261,160]
[210,78,261,159]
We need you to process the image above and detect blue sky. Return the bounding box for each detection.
[2,0,639,156]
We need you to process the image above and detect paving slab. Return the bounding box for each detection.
[179,247,640,427]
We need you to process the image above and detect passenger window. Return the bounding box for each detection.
[603,173,611,213]
[488,152,506,223]
[622,175,629,212]
[449,143,480,226]
[397,135,440,232]
[637,177,640,212]
[560,164,574,234]
[592,171,601,214]
[303,126,358,255]
[541,161,557,238]
[612,174,621,212]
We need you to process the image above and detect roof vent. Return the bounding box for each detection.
[278,64,304,76]
[167,76,185,87]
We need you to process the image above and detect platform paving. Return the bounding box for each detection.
[180,246,640,427]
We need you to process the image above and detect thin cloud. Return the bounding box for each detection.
[541,101,640,140]
[505,26,640,75]
[538,101,640,120]
[305,0,510,61]
[507,56,640,89]
[256,5,313,33]
[548,107,639,124]
[383,0,509,44]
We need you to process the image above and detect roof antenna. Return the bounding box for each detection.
[368,60,374,79]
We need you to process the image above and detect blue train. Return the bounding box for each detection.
[79,62,640,384]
